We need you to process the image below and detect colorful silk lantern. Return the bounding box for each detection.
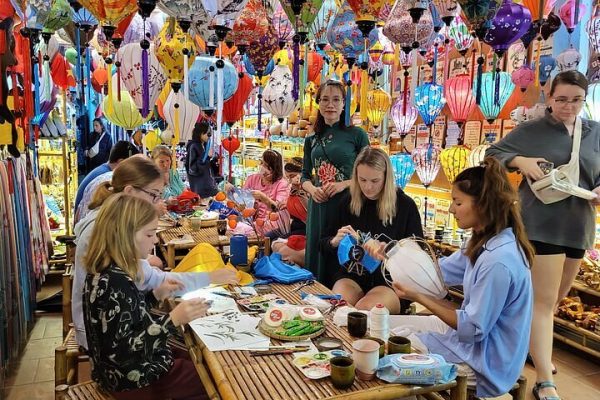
[383,3,434,51]
[122,12,162,45]
[559,0,586,34]
[391,93,418,136]
[118,42,168,118]
[223,73,254,126]
[77,0,137,36]
[457,0,499,37]
[155,19,196,87]
[368,41,384,63]
[347,0,386,36]
[230,0,270,50]
[511,65,535,92]
[72,6,98,27]
[365,87,391,128]
[25,1,51,31]
[483,0,532,57]
[537,55,556,86]
[246,26,279,77]
[440,145,470,183]
[43,0,71,33]
[467,140,492,167]
[273,3,295,47]
[390,153,415,189]
[414,83,446,127]
[307,51,325,83]
[263,64,297,123]
[473,71,515,123]
[243,55,275,77]
[448,15,474,55]
[50,54,76,89]
[163,90,201,143]
[310,0,338,49]
[102,90,149,132]
[432,0,460,26]
[203,0,250,31]
[412,142,441,224]
[159,0,211,28]
[583,83,600,122]
[279,0,324,36]
[556,47,581,72]
[444,74,475,129]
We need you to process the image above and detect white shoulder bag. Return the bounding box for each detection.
[527,117,582,204]
[88,132,106,158]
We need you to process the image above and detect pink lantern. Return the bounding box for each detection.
[511,65,535,92]
[390,93,418,136]
[444,74,475,129]
[273,3,295,48]
[559,0,587,34]
[383,4,434,51]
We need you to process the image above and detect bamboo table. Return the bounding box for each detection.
[183,281,467,400]
[157,225,266,270]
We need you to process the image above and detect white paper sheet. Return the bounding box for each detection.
[189,311,270,351]
[181,287,238,314]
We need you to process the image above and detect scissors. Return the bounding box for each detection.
[324,299,347,316]
[292,280,315,292]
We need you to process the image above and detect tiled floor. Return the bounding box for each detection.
[3,314,600,400]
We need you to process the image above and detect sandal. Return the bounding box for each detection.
[532,381,561,400]
[526,353,557,374]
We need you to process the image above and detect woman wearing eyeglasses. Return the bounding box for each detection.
[301,80,370,288]
[72,156,239,350]
[486,70,600,400]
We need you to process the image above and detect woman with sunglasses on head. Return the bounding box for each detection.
[301,80,369,288]
[72,157,239,350]
[486,70,600,400]
[186,122,218,199]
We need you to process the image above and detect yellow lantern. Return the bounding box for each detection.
[440,145,471,183]
[155,18,196,86]
[103,91,151,132]
[365,87,391,128]
[144,130,162,151]
[302,82,319,118]
[273,48,293,70]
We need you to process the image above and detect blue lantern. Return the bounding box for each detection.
[188,56,239,110]
[72,7,98,27]
[243,55,275,77]
[473,71,515,123]
[390,153,416,189]
[310,0,338,49]
[537,55,556,87]
[414,83,446,127]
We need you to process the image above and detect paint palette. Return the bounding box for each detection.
[292,350,349,380]
[236,294,285,312]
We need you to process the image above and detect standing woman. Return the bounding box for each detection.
[301,80,370,287]
[486,70,600,400]
[186,122,218,198]
[151,145,186,201]
[87,118,112,171]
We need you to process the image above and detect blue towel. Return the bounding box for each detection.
[254,254,314,284]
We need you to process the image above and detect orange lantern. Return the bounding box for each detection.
[78,0,138,38]
[307,51,324,83]
[223,73,254,126]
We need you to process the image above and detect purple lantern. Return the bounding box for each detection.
[483,0,532,57]
[511,65,535,92]
[391,92,418,136]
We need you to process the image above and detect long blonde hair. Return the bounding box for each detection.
[349,147,397,226]
[84,193,158,280]
[88,156,161,210]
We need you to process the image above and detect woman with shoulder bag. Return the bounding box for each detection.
[486,70,600,400]
[186,122,218,199]
[87,118,112,171]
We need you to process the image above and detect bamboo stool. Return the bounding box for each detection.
[465,376,528,400]
[62,266,73,339]
[55,325,87,386]
[55,381,114,400]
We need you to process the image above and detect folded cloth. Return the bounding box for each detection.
[287,235,306,251]
[254,253,314,284]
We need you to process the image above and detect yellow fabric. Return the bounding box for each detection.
[173,243,255,285]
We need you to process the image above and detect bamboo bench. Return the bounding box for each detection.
[55,381,114,400]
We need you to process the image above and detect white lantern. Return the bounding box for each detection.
[556,47,581,72]
[163,90,201,143]
[262,64,296,123]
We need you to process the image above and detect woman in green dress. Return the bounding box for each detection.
[301,80,369,288]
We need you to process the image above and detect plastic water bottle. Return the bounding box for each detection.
[370,303,389,341]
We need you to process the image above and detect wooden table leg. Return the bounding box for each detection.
[167,244,175,270]
[450,375,468,400]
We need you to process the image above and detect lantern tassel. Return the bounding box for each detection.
[432,45,438,85]
[344,71,351,126]
[360,68,368,122]
[475,57,484,105]
[75,27,83,116]
[174,106,180,144]
[257,83,263,132]
[534,40,542,87]
[216,66,224,149]
[403,70,409,116]
[300,45,308,115]
[293,39,300,101]
[209,65,215,109]
[116,52,121,102]
[43,57,51,104]
[184,52,189,99]
[410,49,418,104]
[444,42,450,83]
[142,47,149,117]
[86,47,93,133]
[107,62,113,114]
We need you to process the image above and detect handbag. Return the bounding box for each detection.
[88,132,106,158]
[527,117,582,205]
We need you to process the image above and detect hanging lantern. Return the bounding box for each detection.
[307,51,325,83]
[263,64,297,123]
[559,0,586,34]
[122,12,162,45]
[203,0,250,34]
[537,55,556,86]
[556,47,581,72]
[432,0,460,26]
[365,87,391,128]
[159,0,211,32]
[310,0,338,49]
[440,145,470,183]
[223,72,254,126]
[187,55,239,109]
[444,74,475,128]
[383,3,434,51]
[243,55,275,78]
[448,15,474,55]
[118,42,168,118]
[467,136,494,167]
[229,0,270,51]
[457,0,499,38]
[540,11,562,40]
[36,36,59,62]
[583,83,600,122]
[347,0,387,37]
[163,90,201,143]
[391,93,418,136]
[473,71,515,123]
[155,19,196,87]
[390,153,416,189]
[511,65,535,92]
[25,1,52,31]
[279,0,324,38]
[273,3,295,48]
[368,41,384,63]
[429,1,445,33]
[587,6,600,54]
[246,26,279,77]
[412,143,442,187]
[414,83,446,127]
[50,54,76,89]
[327,1,378,66]
[483,0,532,58]
[77,0,137,38]
[43,0,71,33]
[102,90,150,132]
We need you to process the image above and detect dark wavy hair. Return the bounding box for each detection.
[454,157,534,266]
[262,149,283,183]
[313,80,350,134]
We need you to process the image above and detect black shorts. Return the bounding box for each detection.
[530,240,586,259]
[332,266,389,294]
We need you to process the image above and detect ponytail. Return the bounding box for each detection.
[454,157,534,266]
[88,182,113,210]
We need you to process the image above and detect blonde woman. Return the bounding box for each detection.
[83,194,208,399]
[72,156,238,349]
[321,147,422,313]
[151,145,186,201]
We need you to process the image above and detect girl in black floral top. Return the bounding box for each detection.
[83,194,209,399]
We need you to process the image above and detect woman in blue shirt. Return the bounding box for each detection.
[372,157,534,398]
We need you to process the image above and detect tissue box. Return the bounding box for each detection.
[376,353,457,385]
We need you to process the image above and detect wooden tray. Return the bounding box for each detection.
[258,319,326,341]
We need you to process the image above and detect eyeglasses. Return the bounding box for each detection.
[135,187,163,203]
[553,97,586,106]
[319,97,344,105]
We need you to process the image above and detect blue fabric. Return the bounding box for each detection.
[418,228,533,398]
[75,163,111,211]
[254,254,314,284]
[337,234,381,274]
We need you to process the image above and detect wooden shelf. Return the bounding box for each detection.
[553,316,600,359]
[571,280,600,298]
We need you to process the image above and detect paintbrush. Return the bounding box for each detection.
[249,349,307,357]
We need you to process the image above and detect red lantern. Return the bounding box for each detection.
[223,73,254,126]
[50,54,76,90]
[444,74,475,129]
[307,51,324,84]
[222,136,241,153]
